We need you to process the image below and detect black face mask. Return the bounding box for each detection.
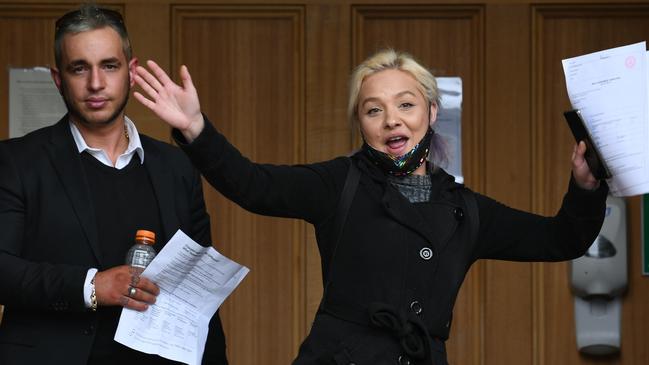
[362,127,433,176]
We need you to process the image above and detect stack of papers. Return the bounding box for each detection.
[562,41,649,197]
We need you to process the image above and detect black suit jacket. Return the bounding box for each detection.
[0,117,227,364]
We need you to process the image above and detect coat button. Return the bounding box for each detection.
[398,355,412,365]
[453,207,464,221]
[419,247,433,260]
[410,300,423,315]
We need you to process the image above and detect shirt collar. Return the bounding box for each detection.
[69,116,145,165]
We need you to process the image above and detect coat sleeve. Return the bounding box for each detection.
[187,165,211,247]
[173,117,347,225]
[473,176,609,261]
[0,142,87,311]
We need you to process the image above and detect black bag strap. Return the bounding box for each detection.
[459,188,479,247]
[323,159,361,293]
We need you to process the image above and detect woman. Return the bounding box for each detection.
[134,49,607,365]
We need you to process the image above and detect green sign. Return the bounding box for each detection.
[643,195,649,275]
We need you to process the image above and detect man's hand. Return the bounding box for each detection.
[133,60,205,142]
[94,265,160,312]
[572,141,600,191]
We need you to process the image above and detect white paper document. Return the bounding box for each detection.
[562,41,649,196]
[115,230,249,365]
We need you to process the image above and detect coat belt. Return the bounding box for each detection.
[320,297,436,361]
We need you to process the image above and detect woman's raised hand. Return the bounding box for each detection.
[134,60,205,142]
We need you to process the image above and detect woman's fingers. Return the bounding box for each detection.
[135,64,165,93]
[147,59,176,88]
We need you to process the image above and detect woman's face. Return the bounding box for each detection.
[357,69,437,157]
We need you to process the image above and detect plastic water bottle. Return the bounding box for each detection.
[125,229,157,278]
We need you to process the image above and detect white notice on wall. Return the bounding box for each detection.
[9,68,66,138]
[436,77,463,183]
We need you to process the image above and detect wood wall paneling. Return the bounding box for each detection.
[484,5,534,365]
[352,5,485,365]
[303,2,353,332]
[533,5,649,364]
[124,2,172,141]
[623,196,649,364]
[172,5,305,363]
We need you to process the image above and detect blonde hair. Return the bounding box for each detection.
[347,49,439,127]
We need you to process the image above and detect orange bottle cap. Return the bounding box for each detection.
[135,230,156,244]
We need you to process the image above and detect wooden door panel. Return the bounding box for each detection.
[172,5,305,363]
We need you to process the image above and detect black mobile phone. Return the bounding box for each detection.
[563,109,612,180]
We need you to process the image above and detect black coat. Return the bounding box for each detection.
[178,119,608,365]
[0,118,227,365]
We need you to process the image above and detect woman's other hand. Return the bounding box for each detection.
[572,141,600,190]
[134,60,204,142]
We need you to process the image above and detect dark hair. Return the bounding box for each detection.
[54,4,131,68]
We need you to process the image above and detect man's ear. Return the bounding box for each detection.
[50,67,63,94]
[429,102,438,127]
[128,57,139,87]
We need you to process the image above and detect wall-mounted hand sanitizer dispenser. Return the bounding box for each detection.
[570,196,627,355]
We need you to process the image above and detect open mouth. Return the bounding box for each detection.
[386,136,408,154]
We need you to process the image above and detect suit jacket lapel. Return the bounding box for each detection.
[45,117,103,264]
[141,137,179,244]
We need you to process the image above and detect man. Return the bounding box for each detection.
[0,5,228,364]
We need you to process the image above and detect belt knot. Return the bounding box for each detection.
[368,302,430,360]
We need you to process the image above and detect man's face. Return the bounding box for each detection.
[51,27,136,128]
